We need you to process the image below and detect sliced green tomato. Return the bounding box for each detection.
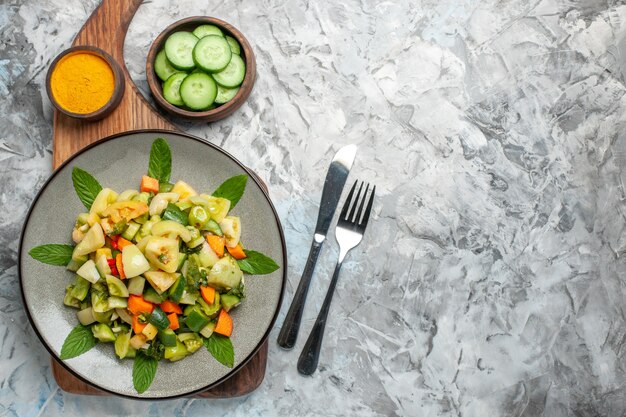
[225,36,241,55]
[151,220,192,242]
[114,330,135,359]
[179,290,197,305]
[77,307,96,326]
[90,188,118,216]
[149,193,180,217]
[91,291,110,313]
[115,307,133,325]
[93,309,113,324]
[192,35,231,73]
[72,223,105,260]
[188,235,206,249]
[108,296,128,310]
[179,72,217,110]
[192,24,223,38]
[162,72,187,107]
[127,276,146,296]
[63,288,80,308]
[219,216,241,248]
[194,195,231,222]
[215,84,239,104]
[144,270,179,294]
[211,54,245,88]
[198,241,220,267]
[188,206,209,228]
[164,31,198,70]
[164,339,189,361]
[66,256,87,272]
[106,274,129,297]
[180,333,203,353]
[95,254,111,278]
[117,189,138,202]
[154,48,183,81]
[121,244,150,278]
[207,256,243,291]
[76,259,101,284]
[144,235,180,272]
[70,276,91,301]
[92,323,116,342]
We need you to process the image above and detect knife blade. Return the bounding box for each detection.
[277,144,357,349]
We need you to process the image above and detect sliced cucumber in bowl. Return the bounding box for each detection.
[180,72,218,110]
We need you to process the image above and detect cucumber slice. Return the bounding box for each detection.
[154,49,182,81]
[211,54,245,88]
[193,24,223,38]
[164,31,198,70]
[192,35,231,73]
[215,85,240,104]
[179,72,217,110]
[162,73,187,106]
[225,36,241,55]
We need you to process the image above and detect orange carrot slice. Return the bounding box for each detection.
[167,313,179,331]
[115,253,126,279]
[200,285,216,305]
[140,175,160,193]
[226,243,247,260]
[128,295,154,315]
[206,235,225,257]
[214,309,233,337]
[160,300,182,314]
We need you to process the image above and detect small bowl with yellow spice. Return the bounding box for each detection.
[46,46,125,121]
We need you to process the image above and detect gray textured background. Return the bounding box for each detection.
[1,0,625,416]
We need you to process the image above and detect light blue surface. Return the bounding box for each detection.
[1,0,626,416]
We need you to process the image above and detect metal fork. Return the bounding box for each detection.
[297,180,376,375]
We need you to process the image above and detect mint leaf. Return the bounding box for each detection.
[72,167,102,210]
[212,175,247,209]
[162,203,188,226]
[29,244,74,266]
[237,250,279,275]
[60,324,97,359]
[204,333,234,368]
[133,352,158,394]
[148,138,172,184]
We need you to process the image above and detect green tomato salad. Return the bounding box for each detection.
[29,138,279,394]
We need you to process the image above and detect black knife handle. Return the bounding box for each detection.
[297,261,342,375]
[277,237,324,349]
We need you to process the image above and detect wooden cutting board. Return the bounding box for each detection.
[51,0,268,397]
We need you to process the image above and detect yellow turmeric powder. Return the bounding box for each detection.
[50,52,115,114]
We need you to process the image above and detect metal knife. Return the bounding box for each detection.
[277,144,357,349]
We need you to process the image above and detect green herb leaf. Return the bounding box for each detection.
[237,250,280,275]
[162,203,188,226]
[204,333,234,368]
[133,352,158,394]
[72,167,102,210]
[212,175,247,209]
[148,138,172,184]
[29,244,74,266]
[60,324,97,359]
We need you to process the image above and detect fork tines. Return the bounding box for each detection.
[339,180,376,230]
